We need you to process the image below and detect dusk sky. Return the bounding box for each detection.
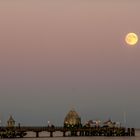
[0,0,140,128]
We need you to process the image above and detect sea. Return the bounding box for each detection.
[2,130,140,140]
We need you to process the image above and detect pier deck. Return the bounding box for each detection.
[0,126,135,138]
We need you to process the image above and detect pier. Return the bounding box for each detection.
[0,126,135,138]
[0,111,135,138]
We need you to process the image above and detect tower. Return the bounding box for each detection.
[7,115,15,127]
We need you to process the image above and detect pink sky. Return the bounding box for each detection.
[0,0,140,127]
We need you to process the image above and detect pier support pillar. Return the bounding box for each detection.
[85,131,89,136]
[50,131,53,137]
[127,128,130,136]
[19,132,23,138]
[71,131,74,136]
[36,132,39,138]
[79,131,82,136]
[63,131,66,137]
[74,131,77,136]
[131,128,135,136]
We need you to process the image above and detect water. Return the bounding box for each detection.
[1,130,140,140]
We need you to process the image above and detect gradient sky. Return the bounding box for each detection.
[0,0,140,127]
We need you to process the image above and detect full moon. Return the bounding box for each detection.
[125,32,138,46]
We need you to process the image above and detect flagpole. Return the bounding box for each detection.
[123,112,126,128]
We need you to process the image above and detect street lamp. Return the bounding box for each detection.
[48,121,50,127]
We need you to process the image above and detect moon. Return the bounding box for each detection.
[125,32,138,46]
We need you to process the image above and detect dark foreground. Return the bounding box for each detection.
[0,126,135,138]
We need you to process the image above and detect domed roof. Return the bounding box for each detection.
[64,109,81,126]
[7,115,15,123]
[7,115,15,127]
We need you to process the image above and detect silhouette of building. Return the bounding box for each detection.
[64,109,81,128]
[7,115,15,127]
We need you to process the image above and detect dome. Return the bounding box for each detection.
[7,115,15,127]
[8,116,15,122]
[64,109,81,127]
